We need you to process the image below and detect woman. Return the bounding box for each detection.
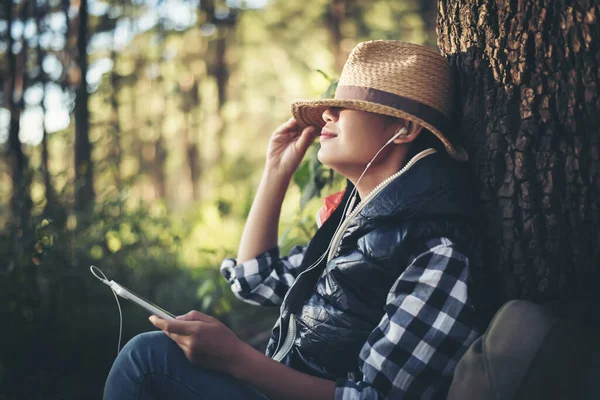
[104,40,480,400]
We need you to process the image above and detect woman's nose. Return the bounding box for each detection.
[322,108,338,123]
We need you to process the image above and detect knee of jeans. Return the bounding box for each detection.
[111,331,177,378]
[121,331,172,358]
[105,332,179,397]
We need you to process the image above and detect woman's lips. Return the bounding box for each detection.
[320,129,338,140]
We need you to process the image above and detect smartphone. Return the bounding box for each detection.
[108,280,176,320]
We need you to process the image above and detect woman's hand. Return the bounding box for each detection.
[149,310,245,374]
[151,311,337,400]
[266,118,318,179]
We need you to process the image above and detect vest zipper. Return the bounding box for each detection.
[270,251,327,360]
[327,148,437,262]
[272,313,296,362]
[271,148,437,362]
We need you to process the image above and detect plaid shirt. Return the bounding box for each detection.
[221,237,479,399]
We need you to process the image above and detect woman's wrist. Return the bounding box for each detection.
[261,165,294,191]
[227,340,337,400]
[228,340,258,380]
[264,156,302,180]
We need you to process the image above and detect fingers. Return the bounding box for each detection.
[177,310,213,322]
[295,126,318,153]
[162,330,183,343]
[150,316,196,335]
[274,118,299,135]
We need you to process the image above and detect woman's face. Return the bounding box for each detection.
[318,107,401,171]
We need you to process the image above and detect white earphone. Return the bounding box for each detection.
[272,124,412,360]
[386,127,408,144]
[342,126,409,217]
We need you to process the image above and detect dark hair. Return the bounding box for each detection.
[381,115,447,161]
[405,127,447,160]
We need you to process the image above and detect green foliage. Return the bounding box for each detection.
[292,73,339,212]
[317,69,340,99]
[279,72,346,254]
[0,0,434,397]
[32,219,54,264]
[294,144,330,210]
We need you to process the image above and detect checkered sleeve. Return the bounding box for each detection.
[220,245,307,306]
[335,237,480,400]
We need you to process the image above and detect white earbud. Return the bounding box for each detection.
[386,127,408,144]
[343,127,409,217]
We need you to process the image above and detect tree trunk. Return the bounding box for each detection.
[437,0,600,326]
[110,46,123,208]
[326,0,346,73]
[73,0,94,215]
[213,30,229,164]
[35,1,61,220]
[6,0,32,262]
[184,112,201,202]
[179,75,201,202]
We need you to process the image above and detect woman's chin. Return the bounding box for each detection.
[317,150,335,168]
[317,150,351,174]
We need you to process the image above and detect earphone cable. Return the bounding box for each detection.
[273,131,403,359]
[90,265,123,356]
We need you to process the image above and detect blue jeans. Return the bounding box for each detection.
[104,331,270,400]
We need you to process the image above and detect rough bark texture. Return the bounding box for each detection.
[437,0,600,325]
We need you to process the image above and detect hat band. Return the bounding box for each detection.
[335,85,450,135]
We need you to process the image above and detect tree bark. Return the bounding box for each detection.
[74,0,94,215]
[437,0,600,325]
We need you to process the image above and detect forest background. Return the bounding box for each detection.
[0,0,441,398]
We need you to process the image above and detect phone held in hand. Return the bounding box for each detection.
[108,281,176,320]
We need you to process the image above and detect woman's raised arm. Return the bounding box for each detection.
[236,118,317,263]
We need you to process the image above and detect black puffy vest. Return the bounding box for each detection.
[267,152,477,380]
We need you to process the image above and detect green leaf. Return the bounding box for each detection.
[218,298,231,314]
[278,225,295,247]
[300,180,319,210]
[202,296,213,311]
[21,306,34,322]
[198,248,218,255]
[315,69,331,81]
[293,160,310,190]
[321,79,339,99]
[197,280,215,298]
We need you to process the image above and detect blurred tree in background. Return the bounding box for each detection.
[0,0,436,398]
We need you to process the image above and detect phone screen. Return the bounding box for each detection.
[115,283,176,319]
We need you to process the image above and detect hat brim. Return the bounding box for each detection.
[291,98,468,162]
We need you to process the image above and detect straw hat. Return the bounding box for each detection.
[291,40,468,161]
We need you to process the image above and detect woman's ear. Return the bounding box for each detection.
[393,121,423,144]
